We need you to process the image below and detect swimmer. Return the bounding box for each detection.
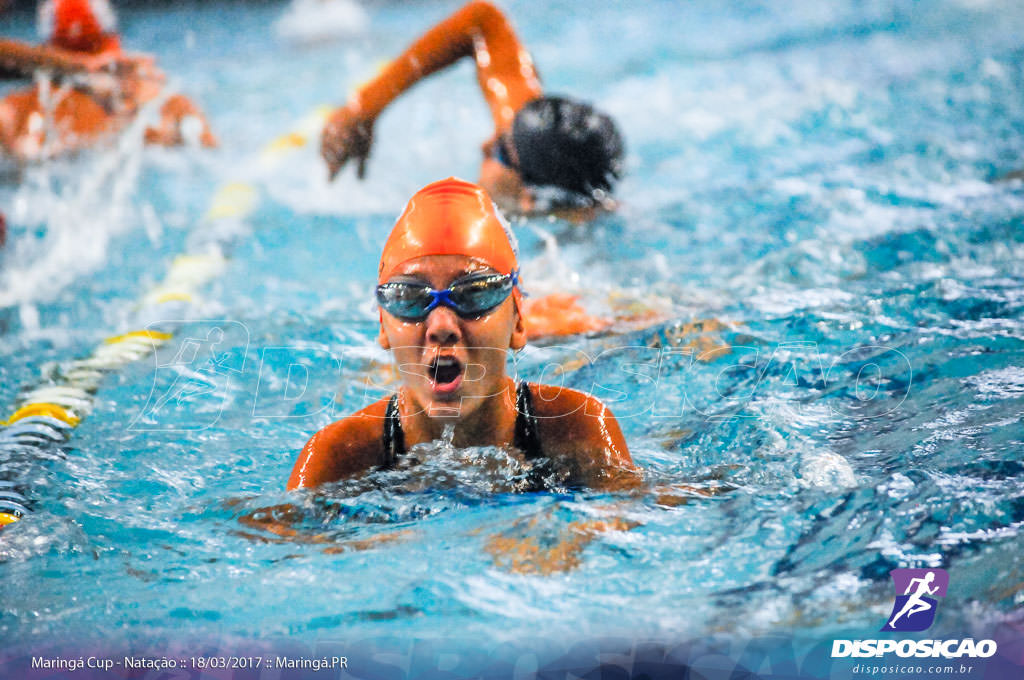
[288,177,636,490]
[0,0,216,162]
[321,1,624,216]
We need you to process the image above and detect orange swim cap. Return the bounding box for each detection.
[46,0,119,53]
[378,177,520,283]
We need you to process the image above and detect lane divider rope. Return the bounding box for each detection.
[0,107,329,528]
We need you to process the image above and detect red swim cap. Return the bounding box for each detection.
[378,178,520,282]
[46,0,119,53]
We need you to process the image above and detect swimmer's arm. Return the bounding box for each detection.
[485,512,636,574]
[232,500,414,552]
[530,384,638,490]
[357,1,540,128]
[485,481,734,574]
[519,293,611,340]
[0,38,141,79]
[322,1,543,178]
[143,94,218,148]
[287,399,390,490]
[0,39,92,78]
[484,484,730,574]
[488,388,733,575]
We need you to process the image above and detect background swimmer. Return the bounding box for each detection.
[0,0,217,162]
[321,1,628,338]
[289,178,636,490]
[320,1,624,216]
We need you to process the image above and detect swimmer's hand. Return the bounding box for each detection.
[321,104,375,180]
[486,514,638,575]
[144,95,218,148]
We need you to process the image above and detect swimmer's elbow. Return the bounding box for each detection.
[463,1,505,20]
[461,1,513,32]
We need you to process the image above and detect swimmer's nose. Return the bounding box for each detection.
[424,305,461,346]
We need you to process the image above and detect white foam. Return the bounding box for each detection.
[966,366,1024,400]
[274,0,369,44]
[798,450,857,490]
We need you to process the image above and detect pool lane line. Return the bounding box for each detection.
[0,107,331,528]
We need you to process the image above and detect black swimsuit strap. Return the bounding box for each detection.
[381,382,543,470]
[514,381,544,460]
[381,394,405,469]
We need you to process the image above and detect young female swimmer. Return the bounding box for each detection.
[288,178,637,490]
[0,0,216,162]
[321,1,624,215]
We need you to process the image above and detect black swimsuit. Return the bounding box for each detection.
[380,382,546,486]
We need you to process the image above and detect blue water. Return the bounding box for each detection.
[1,0,1023,652]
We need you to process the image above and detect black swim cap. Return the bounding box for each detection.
[511,95,624,201]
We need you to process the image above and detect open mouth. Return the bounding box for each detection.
[429,355,464,393]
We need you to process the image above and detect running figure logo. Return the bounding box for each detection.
[130,321,249,432]
[881,568,949,632]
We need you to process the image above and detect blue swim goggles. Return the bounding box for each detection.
[494,133,518,170]
[376,271,520,321]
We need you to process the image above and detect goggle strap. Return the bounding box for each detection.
[509,269,528,298]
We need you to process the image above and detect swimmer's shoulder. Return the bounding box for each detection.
[526,383,634,472]
[287,397,390,490]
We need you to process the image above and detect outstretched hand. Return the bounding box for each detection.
[321,104,375,180]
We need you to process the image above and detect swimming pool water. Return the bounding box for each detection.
[1,0,1023,656]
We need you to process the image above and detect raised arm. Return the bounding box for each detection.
[322,1,543,178]
[0,38,95,79]
[0,37,141,79]
[356,1,542,130]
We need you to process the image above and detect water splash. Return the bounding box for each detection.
[274,0,369,45]
[439,423,456,451]
[0,93,165,309]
